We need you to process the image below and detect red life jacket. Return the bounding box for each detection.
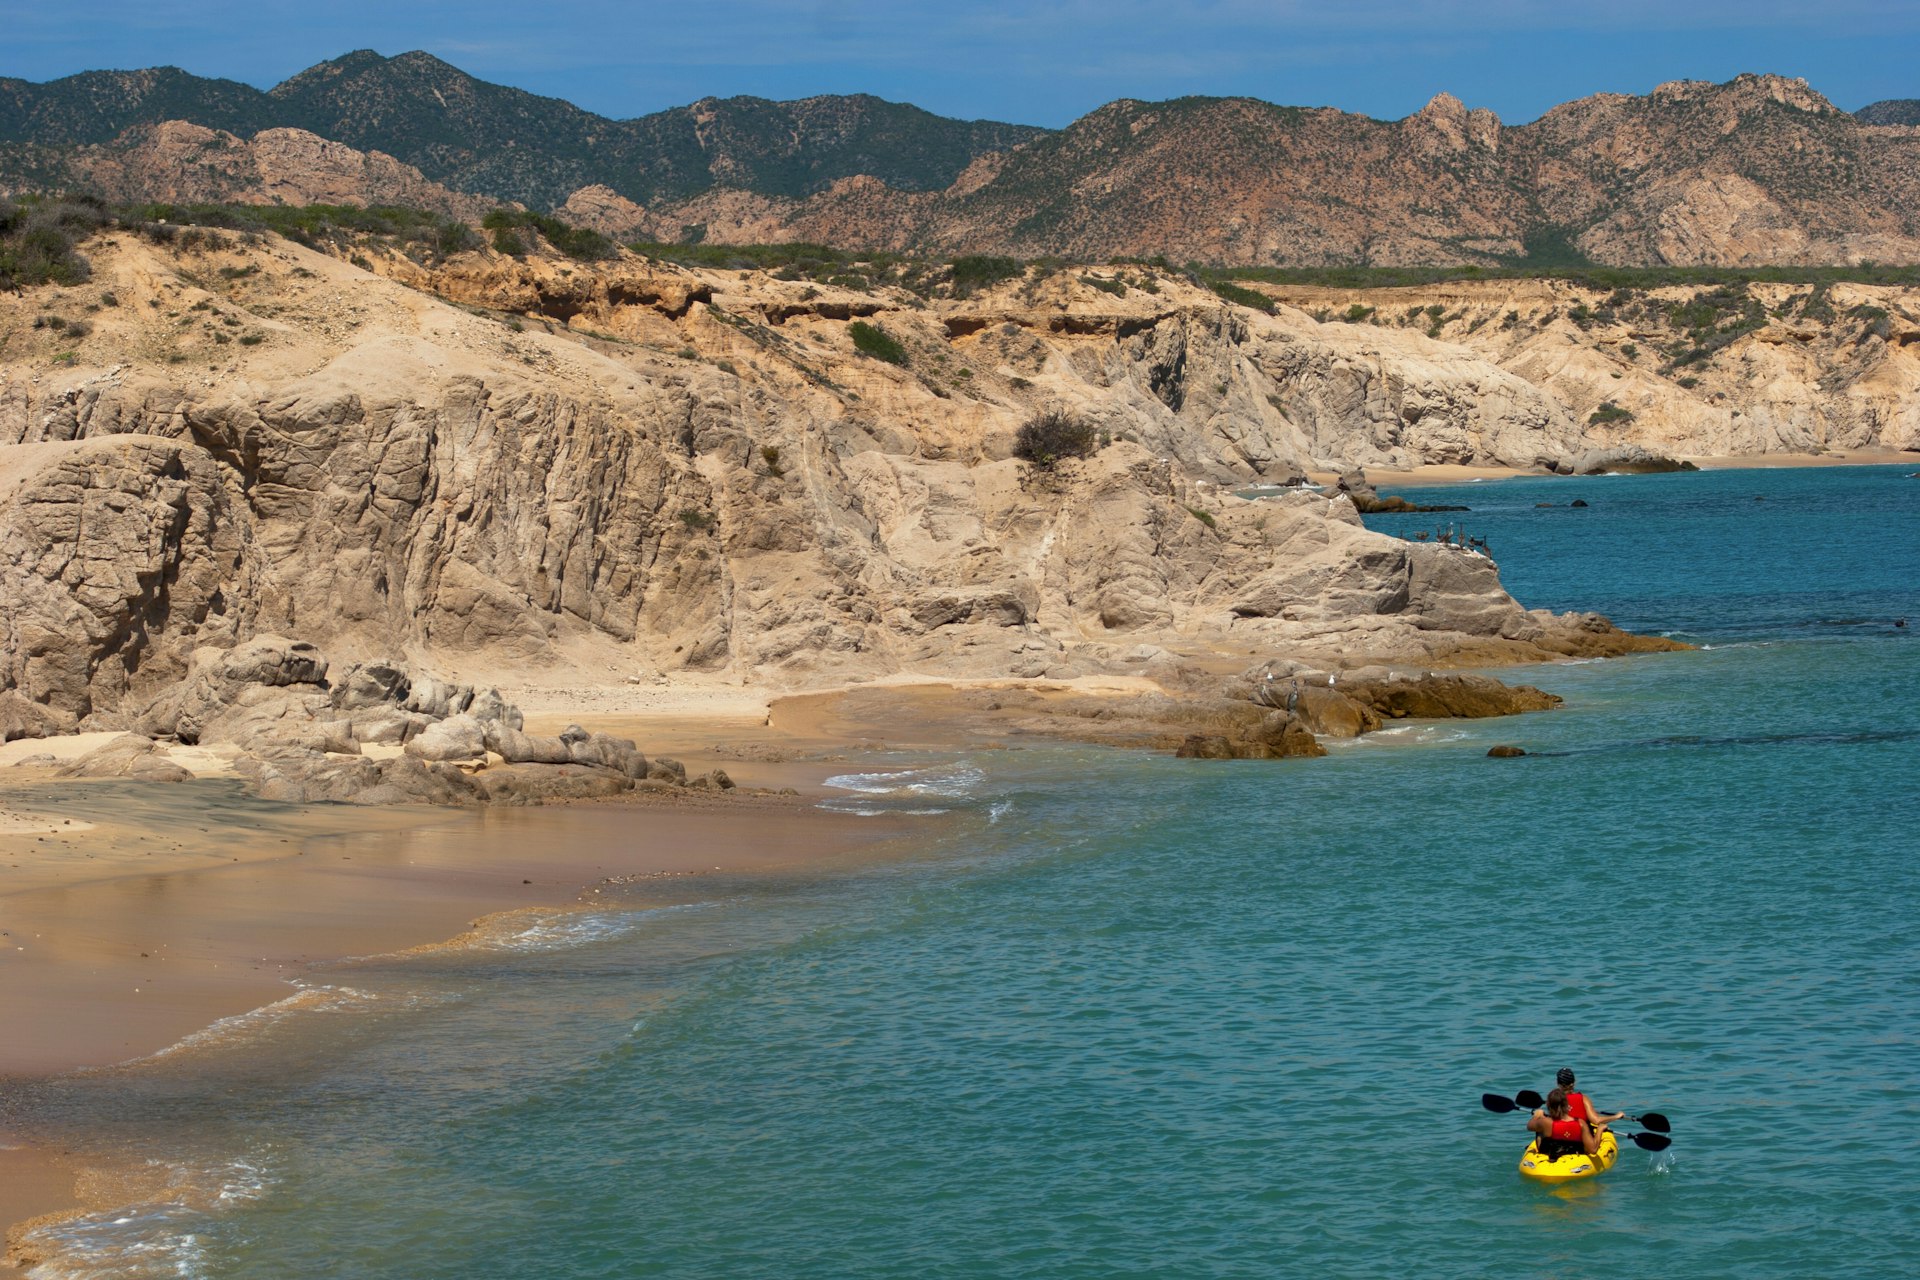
[1566,1090,1590,1120]
[1549,1116,1585,1142]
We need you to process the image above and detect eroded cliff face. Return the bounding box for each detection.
[1248,278,1920,455]
[0,234,1690,729]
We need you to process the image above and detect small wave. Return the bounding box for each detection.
[988,801,1012,824]
[492,909,661,954]
[339,903,709,965]
[1351,725,1472,747]
[820,769,919,795]
[105,986,384,1067]
[822,763,986,800]
[816,800,952,818]
[14,1154,270,1280]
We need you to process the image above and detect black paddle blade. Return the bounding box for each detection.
[1515,1089,1544,1110]
[1482,1093,1520,1114]
[1625,1131,1672,1152]
[1635,1112,1671,1134]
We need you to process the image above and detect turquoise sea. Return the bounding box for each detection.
[15,465,1920,1278]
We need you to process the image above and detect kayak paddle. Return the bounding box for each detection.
[1481,1093,1670,1134]
[1481,1093,1672,1150]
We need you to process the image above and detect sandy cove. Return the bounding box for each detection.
[0,683,956,1271]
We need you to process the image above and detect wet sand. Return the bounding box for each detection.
[0,739,915,1267]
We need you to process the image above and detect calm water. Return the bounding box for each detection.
[18,466,1920,1279]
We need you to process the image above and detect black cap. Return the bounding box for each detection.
[1556,1067,1576,1087]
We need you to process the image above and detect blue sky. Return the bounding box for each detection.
[4,1,1915,126]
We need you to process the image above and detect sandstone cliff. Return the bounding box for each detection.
[0,232,1675,739]
[1241,277,1920,454]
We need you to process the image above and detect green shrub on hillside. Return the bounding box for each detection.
[849,320,908,365]
[950,255,1023,295]
[484,209,615,261]
[0,197,106,289]
[1208,279,1275,314]
[1014,406,1097,470]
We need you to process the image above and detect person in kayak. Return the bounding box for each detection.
[1528,1088,1602,1158]
[1556,1067,1624,1129]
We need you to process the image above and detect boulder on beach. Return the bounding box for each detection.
[405,714,488,762]
[0,691,77,743]
[53,733,193,783]
[1573,445,1699,475]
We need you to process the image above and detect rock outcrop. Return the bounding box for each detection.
[41,635,692,806]
[1249,276,1920,458]
[1572,445,1701,475]
[0,232,1703,785]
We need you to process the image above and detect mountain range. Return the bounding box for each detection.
[3,51,1920,267]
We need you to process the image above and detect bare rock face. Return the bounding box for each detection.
[405,713,487,762]
[560,185,649,237]
[0,233,1704,771]
[0,691,77,743]
[330,662,411,711]
[57,121,493,222]
[139,638,330,744]
[0,436,260,723]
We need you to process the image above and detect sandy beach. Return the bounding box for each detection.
[0,692,937,1270]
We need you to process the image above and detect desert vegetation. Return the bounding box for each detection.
[0,197,106,289]
[1014,406,1097,470]
[848,320,909,365]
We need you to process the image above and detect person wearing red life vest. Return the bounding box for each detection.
[1528,1087,1602,1158]
[1556,1066,1624,1129]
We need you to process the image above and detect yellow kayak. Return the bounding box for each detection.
[1519,1130,1619,1181]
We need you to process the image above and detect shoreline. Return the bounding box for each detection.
[0,710,929,1271]
[1308,448,1915,488]
[1,450,1903,1264]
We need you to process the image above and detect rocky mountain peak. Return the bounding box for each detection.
[1649,72,1839,115]
[1409,91,1501,152]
